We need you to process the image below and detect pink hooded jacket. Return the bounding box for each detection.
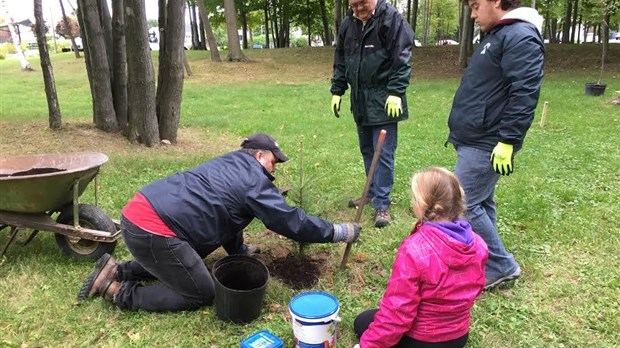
[360,221,488,347]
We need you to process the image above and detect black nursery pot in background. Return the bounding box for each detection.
[585,82,607,96]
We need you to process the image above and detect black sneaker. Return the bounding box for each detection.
[374,209,391,228]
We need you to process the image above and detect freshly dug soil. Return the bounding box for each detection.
[264,252,327,290]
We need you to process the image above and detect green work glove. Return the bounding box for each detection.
[332,223,361,243]
[331,95,341,118]
[384,95,402,118]
[490,142,514,176]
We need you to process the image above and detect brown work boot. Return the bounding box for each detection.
[348,196,371,209]
[100,279,121,302]
[77,253,118,301]
[374,209,391,228]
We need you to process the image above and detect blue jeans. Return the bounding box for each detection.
[114,217,215,312]
[357,123,398,210]
[453,146,519,280]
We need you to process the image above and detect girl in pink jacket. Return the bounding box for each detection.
[354,167,489,348]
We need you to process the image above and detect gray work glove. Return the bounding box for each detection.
[332,223,361,243]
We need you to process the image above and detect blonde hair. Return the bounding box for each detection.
[410,167,466,223]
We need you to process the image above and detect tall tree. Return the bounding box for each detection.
[34,0,62,130]
[78,0,118,132]
[197,0,221,61]
[112,0,128,133]
[334,0,342,45]
[224,0,247,60]
[562,0,573,43]
[125,0,159,145]
[458,4,473,69]
[59,0,80,58]
[156,0,187,142]
[318,0,331,46]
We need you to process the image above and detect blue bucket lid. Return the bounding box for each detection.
[240,330,283,348]
[289,291,339,319]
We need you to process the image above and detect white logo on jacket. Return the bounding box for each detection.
[481,43,491,54]
[364,44,375,48]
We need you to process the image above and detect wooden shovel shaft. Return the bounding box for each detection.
[340,129,387,270]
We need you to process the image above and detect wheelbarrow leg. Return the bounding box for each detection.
[20,230,40,246]
[1,226,20,259]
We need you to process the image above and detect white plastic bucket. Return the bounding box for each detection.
[288,291,341,348]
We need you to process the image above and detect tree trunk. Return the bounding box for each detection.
[241,10,249,49]
[316,0,329,45]
[561,0,572,44]
[196,0,221,61]
[60,0,80,58]
[224,0,247,61]
[76,2,95,116]
[112,0,128,133]
[156,0,186,143]
[79,0,118,132]
[98,0,114,85]
[264,1,270,49]
[34,0,62,130]
[198,10,206,50]
[411,0,419,33]
[458,4,473,69]
[333,0,342,45]
[570,0,579,43]
[7,19,33,71]
[189,1,199,49]
[601,12,610,66]
[125,0,159,146]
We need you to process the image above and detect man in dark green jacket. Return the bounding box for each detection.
[330,0,414,227]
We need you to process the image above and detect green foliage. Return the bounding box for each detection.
[291,36,309,47]
[252,34,266,47]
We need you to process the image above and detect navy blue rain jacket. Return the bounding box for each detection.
[331,0,414,126]
[447,17,544,152]
[139,151,334,256]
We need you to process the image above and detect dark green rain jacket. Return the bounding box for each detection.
[330,0,414,126]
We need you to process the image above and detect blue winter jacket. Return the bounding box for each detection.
[448,13,544,152]
[331,0,414,126]
[139,151,334,256]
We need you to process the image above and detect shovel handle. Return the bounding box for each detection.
[340,129,387,270]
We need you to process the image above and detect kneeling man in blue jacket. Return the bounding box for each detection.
[78,133,360,312]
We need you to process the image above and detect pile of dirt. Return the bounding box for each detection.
[258,248,329,290]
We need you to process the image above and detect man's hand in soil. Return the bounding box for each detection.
[332,223,361,243]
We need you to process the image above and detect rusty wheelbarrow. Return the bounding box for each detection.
[0,152,120,260]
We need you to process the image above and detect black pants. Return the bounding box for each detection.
[354,309,469,348]
[114,217,216,312]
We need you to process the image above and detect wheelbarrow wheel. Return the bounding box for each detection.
[55,204,117,260]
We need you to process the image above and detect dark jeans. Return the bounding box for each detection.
[354,309,469,348]
[357,122,398,210]
[114,216,215,312]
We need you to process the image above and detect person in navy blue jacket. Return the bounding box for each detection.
[78,133,360,312]
[447,0,544,290]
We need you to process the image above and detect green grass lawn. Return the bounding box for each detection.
[1,46,619,347]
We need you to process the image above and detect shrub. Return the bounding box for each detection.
[291,36,308,47]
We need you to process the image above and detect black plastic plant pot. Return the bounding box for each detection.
[585,82,607,96]
[213,255,269,323]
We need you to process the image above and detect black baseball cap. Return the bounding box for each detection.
[241,133,289,163]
